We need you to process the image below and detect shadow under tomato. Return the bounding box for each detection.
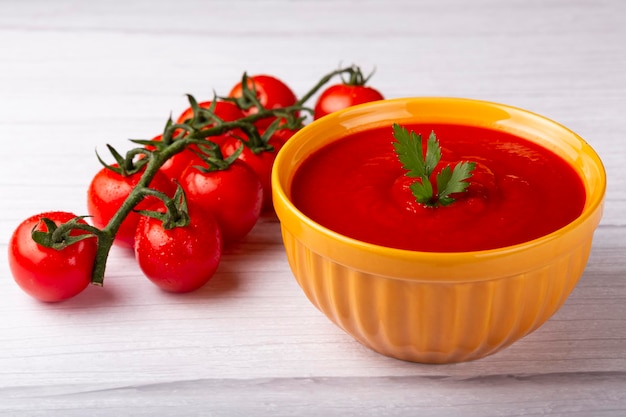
[148,261,243,301]
[42,282,120,309]
[196,269,242,298]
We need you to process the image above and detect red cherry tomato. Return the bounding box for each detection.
[179,161,263,244]
[134,203,223,293]
[313,84,384,120]
[228,75,298,129]
[86,165,177,249]
[8,212,97,302]
[220,136,285,211]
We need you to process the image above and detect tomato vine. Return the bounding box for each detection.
[18,65,373,294]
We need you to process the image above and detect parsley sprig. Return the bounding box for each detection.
[392,124,476,207]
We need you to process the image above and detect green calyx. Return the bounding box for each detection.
[188,139,243,173]
[31,216,99,250]
[135,186,190,230]
[341,64,375,86]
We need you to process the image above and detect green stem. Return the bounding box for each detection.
[44,220,112,286]
[90,233,114,286]
[296,67,357,106]
[90,138,190,285]
[60,65,361,286]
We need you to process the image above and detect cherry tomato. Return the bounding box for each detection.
[228,75,298,129]
[314,83,384,120]
[8,212,97,302]
[220,136,285,211]
[87,165,177,249]
[134,203,222,293]
[179,161,263,244]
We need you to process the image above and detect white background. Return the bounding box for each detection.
[0,1,625,415]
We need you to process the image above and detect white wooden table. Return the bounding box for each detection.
[1,1,625,415]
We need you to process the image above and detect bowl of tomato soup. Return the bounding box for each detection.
[271,97,605,364]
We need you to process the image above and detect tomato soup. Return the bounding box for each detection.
[291,124,586,252]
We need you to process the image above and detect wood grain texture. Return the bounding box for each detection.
[1,0,625,415]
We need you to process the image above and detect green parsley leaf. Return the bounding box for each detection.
[410,177,434,204]
[392,123,476,207]
[425,131,442,177]
[436,161,476,206]
[392,124,439,178]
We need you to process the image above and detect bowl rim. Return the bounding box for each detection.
[272,97,606,273]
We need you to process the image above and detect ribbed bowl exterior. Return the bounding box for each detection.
[281,227,593,363]
[272,97,606,364]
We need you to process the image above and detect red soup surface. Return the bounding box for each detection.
[291,123,586,252]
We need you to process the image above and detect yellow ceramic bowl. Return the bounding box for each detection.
[271,97,606,364]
